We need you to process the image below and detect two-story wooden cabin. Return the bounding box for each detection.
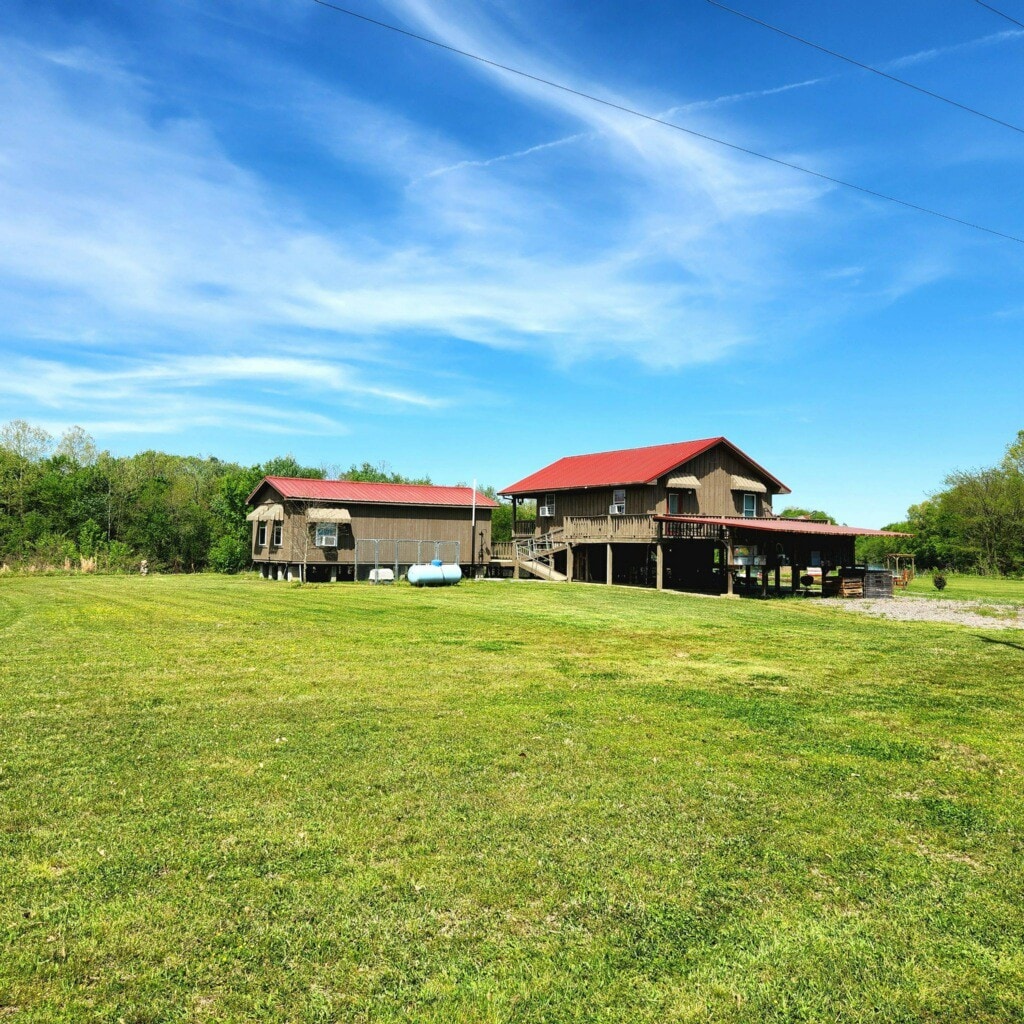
[247,477,497,582]
[500,438,902,594]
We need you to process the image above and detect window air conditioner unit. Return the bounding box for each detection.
[538,505,554,517]
[609,503,626,515]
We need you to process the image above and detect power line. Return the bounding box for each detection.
[309,0,1024,245]
[973,0,1024,30]
[706,0,1024,136]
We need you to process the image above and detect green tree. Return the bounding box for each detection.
[263,455,325,479]
[0,419,53,521]
[491,499,534,542]
[855,523,912,567]
[340,461,431,484]
[208,464,264,573]
[780,507,837,524]
[1002,430,1024,475]
[55,426,98,467]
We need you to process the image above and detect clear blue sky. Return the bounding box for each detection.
[2,0,1023,525]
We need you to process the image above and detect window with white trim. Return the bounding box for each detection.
[315,522,338,548]
[613,488,626,507]
[742,493,757,518]
[667,492,680,515]
[272,522,283,546]
[256,522,267,546]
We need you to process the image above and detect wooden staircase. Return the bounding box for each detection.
[517,557,567,582]
[514,530,568,582]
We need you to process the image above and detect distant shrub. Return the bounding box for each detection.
[933,572,948,591]
[78,519,105,558]
[102,541,135,573]
[208,535,250,574]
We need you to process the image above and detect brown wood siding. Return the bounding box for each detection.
[517,441,781,534]
[653,446,777,517]
[527,485,657,535]
[253,498,492,565]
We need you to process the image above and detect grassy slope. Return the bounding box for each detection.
[1,575,1023,1023]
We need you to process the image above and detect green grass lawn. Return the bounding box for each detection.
[2,575,1023,1023]
[903,573,1024,606]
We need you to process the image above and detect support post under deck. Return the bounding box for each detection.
[723,537,734,596]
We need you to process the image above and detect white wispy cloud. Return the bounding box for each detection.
[3,0,1007,447]
[0,352,441,440]
[414,132,590,182]
[885,28,1024,69]
[0,26,775,373]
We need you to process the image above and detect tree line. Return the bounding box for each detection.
[856,430,1024,575]
[15,418,1016,577]
[0,420,524,573]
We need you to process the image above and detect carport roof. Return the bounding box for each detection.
[655,515,909,537]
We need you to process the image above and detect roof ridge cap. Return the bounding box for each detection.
[560,436,721,460]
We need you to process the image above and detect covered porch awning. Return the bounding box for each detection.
[730,474,768,494]
[246,503,284,522]
[305,506,352,524]
[666,473,701,488]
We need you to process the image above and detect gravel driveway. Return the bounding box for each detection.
[834,596,1024,630]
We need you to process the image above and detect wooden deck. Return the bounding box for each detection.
[562,514,657,543]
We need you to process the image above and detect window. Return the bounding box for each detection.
[272,522,283,546]
[742,493,757,518]
[539,493,556,517]
[256,522,267,546]
[613,488,626,506]
[667,492,680,515]
[315,522,338,548]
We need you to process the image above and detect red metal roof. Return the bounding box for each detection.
[249,476,498,508]
[500,438,789,495]
[655,515,908,538]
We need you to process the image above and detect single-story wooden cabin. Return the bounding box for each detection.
[247,476,497,581]
[499,438,905,595]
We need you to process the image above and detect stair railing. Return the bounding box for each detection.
[515,527,565,562]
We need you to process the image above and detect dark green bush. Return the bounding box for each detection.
[207,535,250,574]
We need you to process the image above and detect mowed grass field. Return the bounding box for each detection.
[904,573,1024,605]
[2,575,1024,1023]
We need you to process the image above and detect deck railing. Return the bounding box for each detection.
[491,541,517,560]
[563,514,657,542]
[514,528,565,562]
